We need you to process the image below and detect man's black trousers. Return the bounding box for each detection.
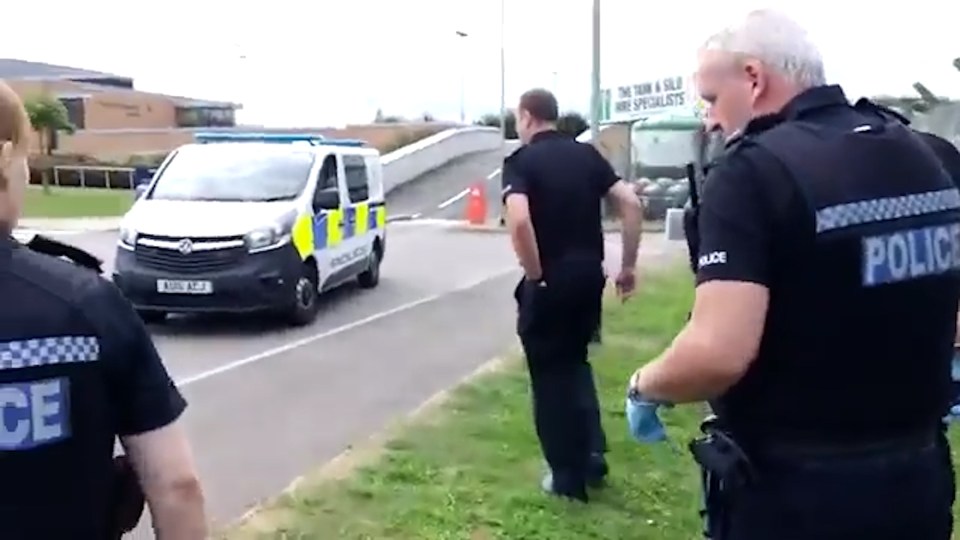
[515,261,607,497]
[713,430,955,539]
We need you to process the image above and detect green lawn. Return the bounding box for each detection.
[22,186,132,218]
[225,269,960,540]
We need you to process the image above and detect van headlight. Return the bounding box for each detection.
[246,212,296,253]
[118,226,137,249]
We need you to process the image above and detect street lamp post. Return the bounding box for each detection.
[499,0,507,145]
[589,0,601,145]
[455,30,469,124]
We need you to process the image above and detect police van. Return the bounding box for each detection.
[112,132,387,326]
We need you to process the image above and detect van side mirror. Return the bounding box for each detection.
[134,184,149,200]
[313,189,340,210]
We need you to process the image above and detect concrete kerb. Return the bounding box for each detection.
[16,217,122,233]
[226,257,689,535]
[223,252,689,536]
[224,347,521,537]
[446,220,667,234]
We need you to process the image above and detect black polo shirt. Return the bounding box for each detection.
[698,85,960,442]
[0,234,186,539]
[501,130,619,270]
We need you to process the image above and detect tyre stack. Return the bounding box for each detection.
[635,178,690,221]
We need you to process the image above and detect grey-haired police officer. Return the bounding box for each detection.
[0,82,208,539]
[628,10,958,540]
[504,88,643,502]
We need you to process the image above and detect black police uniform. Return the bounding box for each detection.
[502,130,613,500]
[0,228,187,539]
[690,85,959,539]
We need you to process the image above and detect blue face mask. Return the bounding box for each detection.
[625,390,667,443]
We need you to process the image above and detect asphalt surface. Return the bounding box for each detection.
[50,223,509,537]
[29,151,683,536]
[49,224,681,538]
[386,150,505,222]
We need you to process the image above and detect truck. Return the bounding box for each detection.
[631,112,724,220]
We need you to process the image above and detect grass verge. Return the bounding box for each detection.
[225,268,960,539]
[23,186,132,218]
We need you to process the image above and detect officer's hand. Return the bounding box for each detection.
[625,389,668,443]
[615,268,636,302]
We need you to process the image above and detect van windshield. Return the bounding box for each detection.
[149,145,315,202]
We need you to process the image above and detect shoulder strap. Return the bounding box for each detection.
[851,98,910,125]
[25,235,103,273]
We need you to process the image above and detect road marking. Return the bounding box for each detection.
[14,228,86,237]
[437,189,470,210]
[176,267,518,387]
[435,168,502,210]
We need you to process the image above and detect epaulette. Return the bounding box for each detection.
[22,234,103,274]
[852,98,910,125]
[504,144,525,163]
[741,113,787,140]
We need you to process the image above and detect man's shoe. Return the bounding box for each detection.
[586,453,609,488]
[541,471,588,502]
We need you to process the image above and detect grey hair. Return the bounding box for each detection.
[703,9,826,89]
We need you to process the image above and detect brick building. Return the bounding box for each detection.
[3,58,448,161]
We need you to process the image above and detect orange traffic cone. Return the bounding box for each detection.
[465,182,487,225]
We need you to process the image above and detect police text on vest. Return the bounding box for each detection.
[698,251,727,269]
[862,223,960,286]
[0,378,70,450]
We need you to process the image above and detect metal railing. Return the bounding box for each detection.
[44,166,139,190]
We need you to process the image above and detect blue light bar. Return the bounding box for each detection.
[193,132,366,147]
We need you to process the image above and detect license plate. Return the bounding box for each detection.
[156,279,213,295]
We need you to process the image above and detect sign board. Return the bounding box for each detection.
[600,75,702,124]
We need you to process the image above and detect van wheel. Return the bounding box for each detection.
[357,247,381,289]
[137,310,167,324]
[287,262,320,326]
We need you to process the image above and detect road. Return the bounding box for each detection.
[30,152,683,536]
[60,223,513,538]
[49,222,680,538]
[387,150,505,222]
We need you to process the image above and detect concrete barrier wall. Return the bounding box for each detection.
[381,126,504,194]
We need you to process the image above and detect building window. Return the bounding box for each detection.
[176,106,236,128]
[58,98,85,129]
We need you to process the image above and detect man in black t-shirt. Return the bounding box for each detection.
[503,89,643,502]
[628,10,957,539]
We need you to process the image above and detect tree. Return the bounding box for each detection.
[475,111,517,139]
[556,111,589,137]
[420,112,435,122]
[24,94,75,194]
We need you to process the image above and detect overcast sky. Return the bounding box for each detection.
[4,1,958,127]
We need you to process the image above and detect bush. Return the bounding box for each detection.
[556,111,589,137]
[476,112,517,139]
[475,111,589,139]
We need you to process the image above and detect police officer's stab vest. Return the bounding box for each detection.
[0,235,115,538]
[717,103,960,439]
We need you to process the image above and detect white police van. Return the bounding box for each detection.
[113,132,387,326]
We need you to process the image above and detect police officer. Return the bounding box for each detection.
[628,10,957,539]
[503,88,643,501]
[0,83,208,539]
